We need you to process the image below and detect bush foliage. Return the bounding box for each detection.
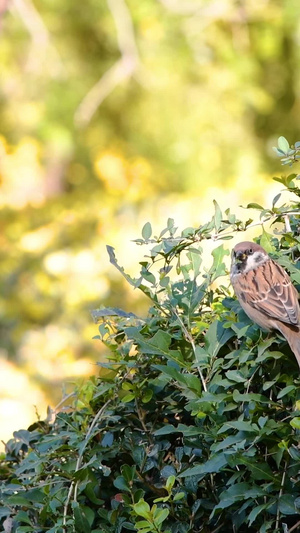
[1,139,300,532]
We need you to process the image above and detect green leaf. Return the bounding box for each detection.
[217,420,259,434]
[0,507,10,519]
[260,230,276,253]
[101,431,113,447]
[173,492,185,501]
[106,245,137,287]
[142,388,153,403]
[290,417,300,429]
[279,494,297,515]
[167,218,175,230]
[278,136,290,154]
[188,250,202,277]
[225,370,247,383]
[153,424,177,436]
[165,475,175,491]
[246,203,264,210]
[232,390,270,403]
[125,328,187,366]
[72,502,91,533]
[236,456,276,481]
[273,147,286,156]
[121,464,136,483]
[14,511,32,526]
[142,222,152,240]
[248,504,269,526]
[179,453,227,477]
[152,364,185,384]
[160,276,170,287]
[213,482,251,510]
[205,320,234,358]
[133,499,151,519]
[277,385,295,399]
[272,193,281,207]
[122,393,135,403]
[113,476,130,491]
[135,520,152,530]
[212,434,246,453]
[153,507,169,525]
[92,307,137,319]
[210,244,229,280]
[213,200,223,231]
[230,323,249,339]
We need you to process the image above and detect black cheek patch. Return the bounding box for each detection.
[237,262,246,273]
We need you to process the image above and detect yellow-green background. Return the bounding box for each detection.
[0,0,299,445]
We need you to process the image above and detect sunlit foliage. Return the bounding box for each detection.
[1,171,300,532]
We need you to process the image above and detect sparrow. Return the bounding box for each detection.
[230,241,300,367]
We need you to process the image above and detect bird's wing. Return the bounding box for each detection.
[237,259,300,326]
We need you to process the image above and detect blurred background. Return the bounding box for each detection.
[0,0,300,446]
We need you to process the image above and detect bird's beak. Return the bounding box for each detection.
[235,251,246,262]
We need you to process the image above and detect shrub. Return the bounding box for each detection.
[1,138,300,532]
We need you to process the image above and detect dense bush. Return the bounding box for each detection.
[1,138,300,532]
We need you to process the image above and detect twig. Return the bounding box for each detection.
[284,214,292,233]
[54,392,76,413]
[211,521,226,533]
[173,309,207,392]
[73,399,112,500]
[74,0,139,127]
[62,398,112,528]
[45,392,77,424]
[135,398,153,444]
[211,219,266,241]
[63,366,134,525]
[275,461,287,530]
[212,208,300,241]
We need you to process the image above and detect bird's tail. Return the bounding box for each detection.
[275,322,300,369]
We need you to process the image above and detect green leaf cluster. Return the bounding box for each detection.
[2,156,300,531]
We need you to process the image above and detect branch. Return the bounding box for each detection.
[74,0,139,127]
[173,309,208,392]
[63,398,112,528]
[11,0,63,76]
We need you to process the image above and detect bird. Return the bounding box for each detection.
[230,241,300,368]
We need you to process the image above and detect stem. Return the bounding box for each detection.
[275,461,287,530]
[135,397,153,444]
[53,392,76,414]
[173,309,207,392]
[62,398,112,528]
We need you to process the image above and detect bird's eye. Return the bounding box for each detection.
[248,248,253,255]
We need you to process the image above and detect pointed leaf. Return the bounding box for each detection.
[142,222,152,240]
[213,200,223,231]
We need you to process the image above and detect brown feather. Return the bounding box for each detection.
[235,259,300,326]
[230,241,300,368]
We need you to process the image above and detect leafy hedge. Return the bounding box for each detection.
[1,138,300,532]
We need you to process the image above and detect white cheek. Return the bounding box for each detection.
[243,252,268,273]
